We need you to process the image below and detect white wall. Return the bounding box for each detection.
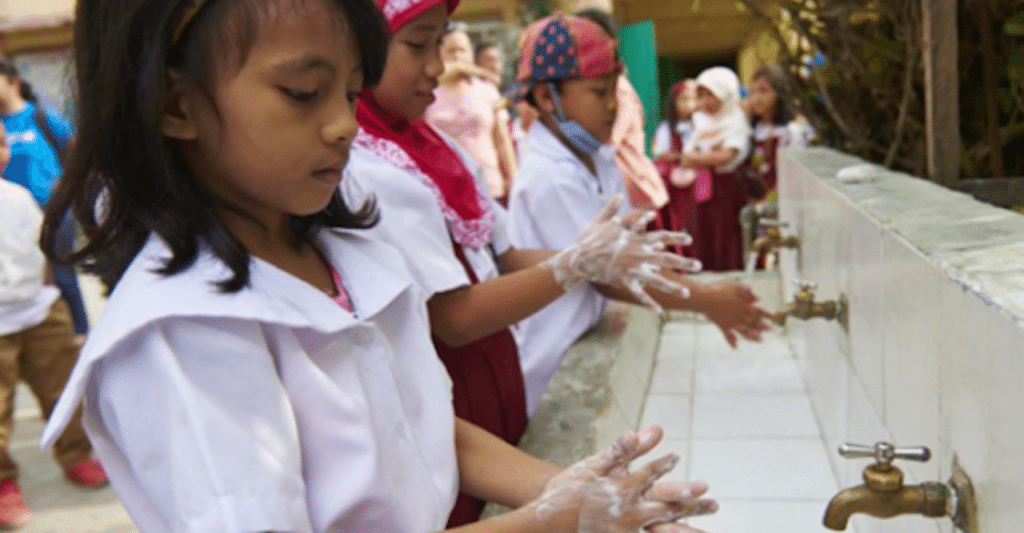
[778,147,1024,533]
[0,0,72,20]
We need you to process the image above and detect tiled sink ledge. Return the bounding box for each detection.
[482,302,663,517]
[781,147,1024,326]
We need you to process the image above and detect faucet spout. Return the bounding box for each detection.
[823,477,949,530]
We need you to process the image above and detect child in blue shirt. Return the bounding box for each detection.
[0,61,88,337]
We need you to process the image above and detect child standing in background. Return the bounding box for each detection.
[741,66,814,265]
[0,61,90,338]
[652,79,698,256]
[0,124,106,529]
[678,66,752,271]
[426,27,517,202]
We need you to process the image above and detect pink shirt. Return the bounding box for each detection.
[426,77,506,198]
[611,74,668,210]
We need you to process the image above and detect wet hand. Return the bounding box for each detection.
[704,280,774,348]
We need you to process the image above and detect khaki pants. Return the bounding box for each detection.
[0,299,92,481]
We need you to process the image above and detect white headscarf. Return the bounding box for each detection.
[687,66,752,172]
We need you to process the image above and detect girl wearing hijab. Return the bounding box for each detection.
[678,66,752,271]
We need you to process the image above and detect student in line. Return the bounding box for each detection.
[677,66,752,271]
[343,0,706,525]
[39,0,716,531]
[0,61,91,339]
[506,13,773,416]
[0,127,106,529]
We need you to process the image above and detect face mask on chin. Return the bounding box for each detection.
[547,82,604,156]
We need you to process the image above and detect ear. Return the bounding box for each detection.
[161,70,200,141]
[531,82,557,116]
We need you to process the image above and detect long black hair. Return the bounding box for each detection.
[0,59,39,103]
[661,80,692,133]
[41,0,390,293]
[751,66,795,126]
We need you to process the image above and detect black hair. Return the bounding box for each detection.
[40,0,390,294]
[751,65,795,126]
[523,79,565,109]
[0,59,40,103]
[474,41,498,59]
[662,88,681,132]
[575,8,619,40]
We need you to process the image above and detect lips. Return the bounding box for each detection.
[313,168,343,185]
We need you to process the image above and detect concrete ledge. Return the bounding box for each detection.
[483,302,662,517]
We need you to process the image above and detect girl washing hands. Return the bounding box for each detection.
[38,0,716,531]
[344,0,706,524]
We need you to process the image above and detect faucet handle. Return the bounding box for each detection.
[793,279,817,292]
[838,442,931,466]
[759,218,788,229]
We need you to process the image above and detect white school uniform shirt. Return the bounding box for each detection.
[0,179,59,336]
[40,230,458,533]
[507,121,628,416]
[342,128,515,298]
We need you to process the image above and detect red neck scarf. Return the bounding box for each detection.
[356,89,494,248]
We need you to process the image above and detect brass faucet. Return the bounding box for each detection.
[773,281,848,329]
[751,221,800,255]
[823,442,950,530]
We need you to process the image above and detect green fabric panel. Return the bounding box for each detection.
[618,21,659,156]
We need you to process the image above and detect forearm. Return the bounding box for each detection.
[427,252,563,346]
[494,118,519,185]
[684,148,737,168]
[455,418,560,508]
[441,505,574,533]
[595,271,712,314]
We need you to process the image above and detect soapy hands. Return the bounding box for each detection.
[543,195,702,316]
[533,426,717,533]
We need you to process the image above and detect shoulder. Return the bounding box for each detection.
[0,180,37,210]
[514,154,583,199]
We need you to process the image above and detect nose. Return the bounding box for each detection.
[424,48,444,80]
[322,98,359,149]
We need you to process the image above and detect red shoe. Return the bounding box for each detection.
[0,479,30,529]
[64,458,108,489]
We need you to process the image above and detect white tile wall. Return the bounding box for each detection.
[780,147,1024,533]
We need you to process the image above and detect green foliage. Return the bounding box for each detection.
[1005,10,1024,36]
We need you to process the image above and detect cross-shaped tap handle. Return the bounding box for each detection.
[793,279,817,292]
[759,218,789,229]
[838,442,931,466]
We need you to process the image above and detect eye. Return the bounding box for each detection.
[405,41,427,52]
[281,87,318,103]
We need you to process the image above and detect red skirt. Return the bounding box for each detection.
[438,243,529,527]
[658,169,745,271]
[694,170,746,271]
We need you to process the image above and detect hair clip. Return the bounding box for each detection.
[171,0,213,45]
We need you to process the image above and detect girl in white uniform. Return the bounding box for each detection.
[36,0,719,531]
[344,0,710,526]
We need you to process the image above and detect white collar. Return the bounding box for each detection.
[41,230,413,448]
